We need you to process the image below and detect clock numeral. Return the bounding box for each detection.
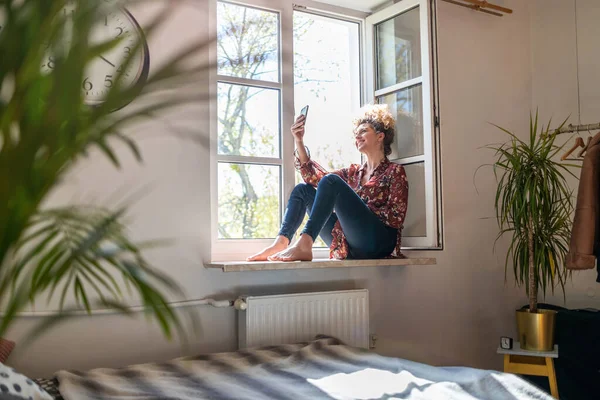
[124,46,131,54]
[82,77,93,91]
[115,27,124,37]
[63,8,75,17]
[46,57,55,70]
[117,65,124,74]
[104,75,113,88]
[104,15,108,26]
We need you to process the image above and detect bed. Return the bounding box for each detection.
[32,335,553,400]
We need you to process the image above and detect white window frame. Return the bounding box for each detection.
[209,0,366,261]
[365,0,443,249]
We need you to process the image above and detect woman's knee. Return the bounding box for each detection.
[318,174,344,187]
[291,182,315,198]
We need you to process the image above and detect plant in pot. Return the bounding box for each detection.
[486,114,578,351]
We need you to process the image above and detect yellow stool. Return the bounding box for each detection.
[497,342,559,399]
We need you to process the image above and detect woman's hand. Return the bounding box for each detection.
[292,115,309,164]
[291,115,306,144]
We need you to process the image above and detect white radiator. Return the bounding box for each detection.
[238,289,369,349]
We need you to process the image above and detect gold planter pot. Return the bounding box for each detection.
[516,309,557,351]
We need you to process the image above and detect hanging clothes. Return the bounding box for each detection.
[566,131,600,282]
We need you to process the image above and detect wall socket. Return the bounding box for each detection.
[369,334,378,349]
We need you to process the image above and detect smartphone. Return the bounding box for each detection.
[300,105,309,119]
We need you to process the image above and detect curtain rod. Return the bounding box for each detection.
[553,122,600,135]
[461,0,513,14]
[440,0,512,17]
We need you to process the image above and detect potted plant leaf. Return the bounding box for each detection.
[486,113,578,351]
[0,0,210,343]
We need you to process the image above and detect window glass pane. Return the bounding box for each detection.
[376,7,421,89]
[379,84,423,159]
[217,83,280,158]
[402,162,427,237]
[293,11,362,171]
[218,163,280,239]
[217,2,279,82]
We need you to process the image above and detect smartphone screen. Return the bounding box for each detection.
[300,105,309,119]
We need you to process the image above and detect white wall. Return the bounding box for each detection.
[7,0,583,378]
[529,0,600,308]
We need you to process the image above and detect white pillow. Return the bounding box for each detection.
[0,363,52,400]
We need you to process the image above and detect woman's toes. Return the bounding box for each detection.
[247,252,264,261]
[265,246,311,262]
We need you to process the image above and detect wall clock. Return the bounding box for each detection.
[2,1,150,111]
[83,5,150,110]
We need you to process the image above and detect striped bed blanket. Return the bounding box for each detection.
[55,336,552,400]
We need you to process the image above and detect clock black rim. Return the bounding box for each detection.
[90,6,150,113]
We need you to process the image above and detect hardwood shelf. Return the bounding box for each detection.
[206,257,437,272]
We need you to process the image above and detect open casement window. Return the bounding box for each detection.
[293,8,362,252]
[366,0,442,249]
[210,0,364,261]
[211,0,286,261]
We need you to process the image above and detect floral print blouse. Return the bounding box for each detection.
[296,155,409,259]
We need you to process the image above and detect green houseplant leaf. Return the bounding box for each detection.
[0,0,210,341]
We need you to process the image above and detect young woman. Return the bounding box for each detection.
[248,104,409,262]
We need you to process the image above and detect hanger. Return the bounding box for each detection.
[561,136,585,161]
[576,129,593,158]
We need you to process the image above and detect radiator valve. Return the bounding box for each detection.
[234,298,247,311]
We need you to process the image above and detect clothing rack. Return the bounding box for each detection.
[553,122,600,135]
[440,0,513,17]
[553,122,600,161]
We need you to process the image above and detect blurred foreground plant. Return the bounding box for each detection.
[0,0,210,341]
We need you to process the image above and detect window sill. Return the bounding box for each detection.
[205,257,437,272]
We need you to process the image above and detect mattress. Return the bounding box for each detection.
[51,335,552,400]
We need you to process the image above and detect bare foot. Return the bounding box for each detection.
[247,236,290,261]
[268,234,314,262]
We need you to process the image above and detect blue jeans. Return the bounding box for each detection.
[278,174,398,259]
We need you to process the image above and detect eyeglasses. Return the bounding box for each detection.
[354,129,380,139]
[353,129,369,138]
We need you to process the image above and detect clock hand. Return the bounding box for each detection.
[100,56,115,67]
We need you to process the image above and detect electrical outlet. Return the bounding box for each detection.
[369,334,378,349]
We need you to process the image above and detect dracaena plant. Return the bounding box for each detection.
[0,0,210,341]
[485,113,579,312]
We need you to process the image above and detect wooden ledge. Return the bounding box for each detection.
[206,257,437,272]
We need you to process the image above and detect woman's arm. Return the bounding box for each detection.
[297,158,331,187]
[292,115,349,186]
[295,150,351,187]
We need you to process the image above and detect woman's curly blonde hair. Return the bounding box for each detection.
[352,104,396,156]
